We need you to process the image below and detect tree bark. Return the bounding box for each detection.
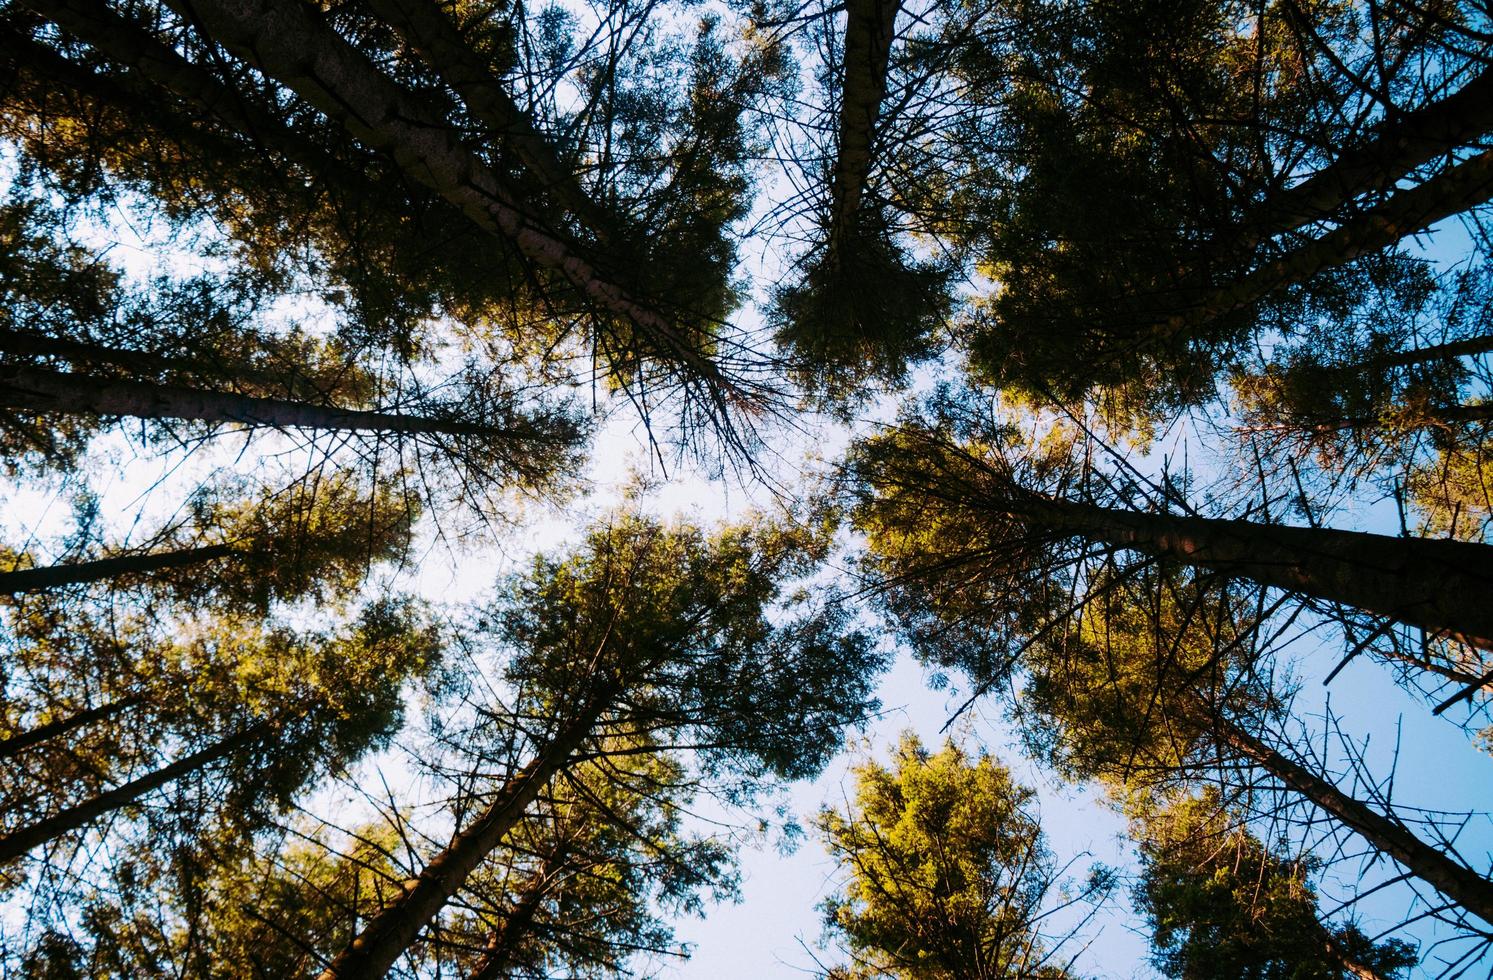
[828,0,900,256]
[0,363,512,439]
[1369,335,1493,371]
[0,695,144,762]
[1147,146,1493,345]
[1017,495,1493,650]
[362,0,611,239]
[0,545,236,595]
[1222,720,1493,925]
[163,0,720,383]
[317,700,609,979]
[1235,64,1493,245]
[0,720,271,862]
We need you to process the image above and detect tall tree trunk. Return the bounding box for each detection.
[1148,146,1493,345]
[0,695,144,762]
[163,0,723,386]
[1016,495,1493,650]
[317,700,609,979]
[362,0,611,240]
[0,545,237,595]
[23,0,365,186]
[1235,61,1493,246]
[827,0,900,258]
[0,720,272,862]
[0,363,515,439]
[1221,720,1493,925]
[1370,335,1493,371]
[467,842,571,980]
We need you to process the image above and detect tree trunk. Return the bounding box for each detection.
[1234,63,1493,246]
[1020,495,1493,650]
[0,695,144,762]
[317,700,609,979]
[362,0,610,240]
[162,0,721,385]
[23,0,365,186]
[1222,720,1493,926]
[0,363,511,438]
[1370,335,1493,370]
[1153,146,1493,344]
[828,0,900,255]
[1318,923,1390,980]
[0,544,237,595]
[0,720,272,862]
[467,842,571,980]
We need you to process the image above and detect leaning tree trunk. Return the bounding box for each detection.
[467,842,572,980]
[826,0,900,259]
[1233,63,1493,247]
[0,545,237,595]
[0,694,144,762]
[1150,146,1493,346]
[363,0,611,240]
[1369,335,1493,371]
[1319,924,1391,980]
[1016,495,1493,650]
[0,719,272,862]
[317,700,610,979]
[160,0,720,384]
[1,364,513,439]
[1221,720,1493,925]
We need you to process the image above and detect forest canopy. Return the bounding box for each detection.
[2,0,1492,976]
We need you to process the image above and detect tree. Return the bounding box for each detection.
[0,473,413,609]
[816,733,1102,979]
[318,511,882,977]
[1136,790,1417,979]
[0,598,440,871]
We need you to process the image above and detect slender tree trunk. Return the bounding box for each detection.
[0,720,271,861]
[1235,64,1493,246]
[1018,495,1493,649]
[1370,335,1493,370]
[0,545,236,595]
[1152,146,1493,344]
[0,695,144,762]
[1221,720,1493,925]
[1318,924,1390,980]
[0,363,510,438]
[23,0,363,185]
[362,0,610,240]
[317,700,609,979]
[163,0,721,385]
[828,0,900,256]
[467,843,571,980]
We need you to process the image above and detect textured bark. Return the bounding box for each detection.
[0,695,144,762]
[467,843,571,980]
[1,363,511,438]
[317,701,608,979]
[362,0,610,238]
[1223,721,1493,925]
[0,720,271,861]
[828,0,899,255]
[165,0,715,378]
[1022,496,1493,649]
[0,544,237,595]
[1152,147,1493,343]
[1236,65,1493,245]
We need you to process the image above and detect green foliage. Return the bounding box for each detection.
[492,510,884,782]
[1136,790,1417,979]
[817,733,1091,979]
[773,210,952,405]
